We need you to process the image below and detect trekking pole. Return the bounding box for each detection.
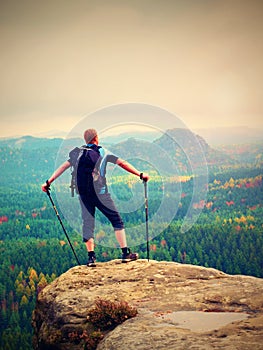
[143,179,150,262]
[45,181,81,266]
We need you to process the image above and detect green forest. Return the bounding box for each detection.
[0,135,262,349]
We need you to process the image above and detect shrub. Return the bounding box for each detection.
[69,330,103,350]
[87,298,138,331]
[69,298,137,349]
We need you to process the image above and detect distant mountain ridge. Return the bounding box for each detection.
[3,124,262,145]
[1,129,262,180]
[109,128,234,174]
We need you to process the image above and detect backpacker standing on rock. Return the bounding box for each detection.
[41,128,149,267]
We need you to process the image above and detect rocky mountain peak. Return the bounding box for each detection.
[32,260,263,349]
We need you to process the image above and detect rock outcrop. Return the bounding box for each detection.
[32,260,263,349]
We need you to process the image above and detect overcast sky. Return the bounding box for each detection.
[1,0,262,138]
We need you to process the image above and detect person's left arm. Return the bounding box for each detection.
[116,158,149,182]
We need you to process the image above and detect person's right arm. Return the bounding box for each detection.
[41,160,71,192]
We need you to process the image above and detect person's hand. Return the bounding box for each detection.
[141,173,150,182]
[41,181,50,192]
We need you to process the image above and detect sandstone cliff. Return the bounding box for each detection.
[32,260,263,349]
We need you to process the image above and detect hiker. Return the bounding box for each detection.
[41,128,149,266]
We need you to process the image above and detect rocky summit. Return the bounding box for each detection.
[32,260,263,349]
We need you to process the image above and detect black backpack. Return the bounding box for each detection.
[69,145,102,197]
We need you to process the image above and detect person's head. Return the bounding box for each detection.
[84,128,98,144]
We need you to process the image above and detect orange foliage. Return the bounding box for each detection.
[193,200,205,209]
[0,215,8,223]
[160,239,167,247]
[37,241,47,247]
[205,201,213,209]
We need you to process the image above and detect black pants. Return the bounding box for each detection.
[79,192,124,242]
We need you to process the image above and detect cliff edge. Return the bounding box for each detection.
[32,260,263,349]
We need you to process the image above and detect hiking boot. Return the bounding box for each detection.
[122,248,139,263]
[87,255,96,267]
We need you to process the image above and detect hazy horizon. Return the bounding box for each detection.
[1,124,263,147]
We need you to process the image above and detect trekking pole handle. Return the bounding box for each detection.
[46,180,51,195]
